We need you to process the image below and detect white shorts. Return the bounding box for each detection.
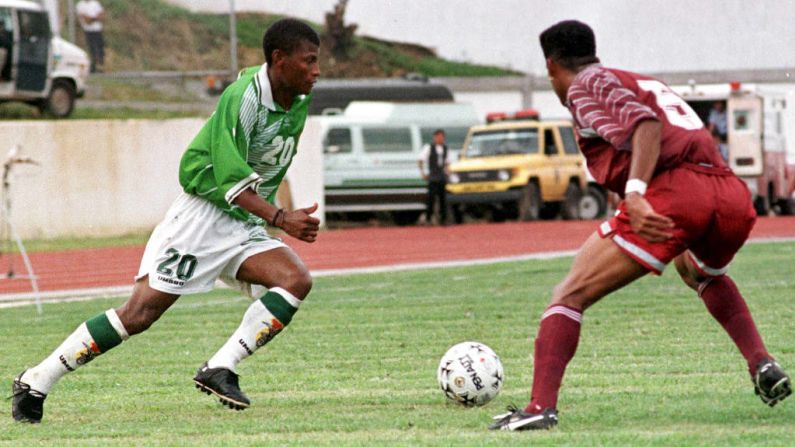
[136,193,287,296]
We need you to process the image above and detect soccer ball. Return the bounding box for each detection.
[437,341,504,407]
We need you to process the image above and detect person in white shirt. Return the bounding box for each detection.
[417,129,450,224]
[76,0,105,72]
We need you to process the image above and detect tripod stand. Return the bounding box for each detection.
[1,145,42,313]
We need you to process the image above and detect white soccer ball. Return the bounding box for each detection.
[437,341,504,407]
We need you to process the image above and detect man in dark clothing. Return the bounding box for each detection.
[418,129,449,225]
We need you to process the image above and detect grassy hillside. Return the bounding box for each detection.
[63,0,519,77]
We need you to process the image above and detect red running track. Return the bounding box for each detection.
[1,217,794,295]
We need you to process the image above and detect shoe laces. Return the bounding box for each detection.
[8,379,45,400]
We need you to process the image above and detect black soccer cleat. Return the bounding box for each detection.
[753,358,791,407]
[488,404,558,431]
[10,372,47,423]
[193,362,250,410]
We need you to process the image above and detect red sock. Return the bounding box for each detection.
[699,275,769,374]
[525,305,582,413]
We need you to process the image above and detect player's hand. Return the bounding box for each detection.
[624,193,674,243]
[280,203,320,243]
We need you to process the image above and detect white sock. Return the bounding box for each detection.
[21,309,129,394]
[207,287,301,373]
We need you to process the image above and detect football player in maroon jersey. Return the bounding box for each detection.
[490,20,790,431]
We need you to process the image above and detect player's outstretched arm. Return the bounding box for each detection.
[625,120,674,242]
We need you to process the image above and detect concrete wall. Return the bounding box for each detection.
[0,119,199,239]
[0,118,325,240]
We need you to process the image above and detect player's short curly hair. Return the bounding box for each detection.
[262,18,320,65]
[539,20,600,71]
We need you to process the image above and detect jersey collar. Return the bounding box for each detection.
[254,63,308,113]
[254,64,279,112]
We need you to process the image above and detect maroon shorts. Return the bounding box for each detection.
[598,164,756,275]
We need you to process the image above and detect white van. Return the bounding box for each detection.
[672,82,795,215]
[317,101,479,224]
[0,0,89,117]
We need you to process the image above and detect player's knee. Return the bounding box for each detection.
[280,266,313,300]
[674,255,702,291]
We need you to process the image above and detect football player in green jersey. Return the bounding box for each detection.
[12,18,322,423]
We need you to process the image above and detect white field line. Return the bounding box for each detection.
[1,236,793,310]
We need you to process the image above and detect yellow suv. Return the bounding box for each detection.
[447,113,588,220]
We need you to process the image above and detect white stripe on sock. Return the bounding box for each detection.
[105,309,130,340]
[269,287,302,309]
[542,305,582,323]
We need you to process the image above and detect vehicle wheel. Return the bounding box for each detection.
[45,80,76,118]
[491,206,509,222]
[391,210,422,226]
[560,183,582,220]
[578,185,607,220]
[539,202,560,220]
[517,183,541,221]
[777,197,795,215]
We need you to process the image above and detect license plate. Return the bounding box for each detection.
[461,184,497,193]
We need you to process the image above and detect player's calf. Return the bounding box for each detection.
[196,288,302,408]
[10,309,129,424]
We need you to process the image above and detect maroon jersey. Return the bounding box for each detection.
[567,64,725,195]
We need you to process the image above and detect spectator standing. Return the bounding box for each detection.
[708,101,728,161]
[76,0,105,73]
[418,129,449,225]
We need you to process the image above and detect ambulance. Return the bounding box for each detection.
[673,81,795,215]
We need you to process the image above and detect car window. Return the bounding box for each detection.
[17,10,50,40]
[543,129,557,156]
[362,127,413,153]
[323,127,352,154]
[559,126,580,154]
[420,126,470,150]
[466,128,539,157]
[0,8,12,32]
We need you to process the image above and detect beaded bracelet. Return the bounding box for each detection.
[272,208,285,228]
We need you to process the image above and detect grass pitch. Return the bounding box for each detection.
[1,242,793,446]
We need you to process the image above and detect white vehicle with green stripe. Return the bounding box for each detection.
[0,0,89,117]
[319,101,479,224]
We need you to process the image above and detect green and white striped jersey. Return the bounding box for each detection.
[179,64,311,224]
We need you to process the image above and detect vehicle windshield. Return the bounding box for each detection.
[465,129,539,157]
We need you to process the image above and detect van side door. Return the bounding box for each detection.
[728,94,764,176]
[556,125,585,189]
[15,8,51,93]
[361,125,419,187]
[0,8,12,83]
[540,127,565,200]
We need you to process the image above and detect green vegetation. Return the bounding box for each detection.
[1,242,793,445]
[357,39,515,77]
[89,0,518,77]
[88,78,198,103]
[0,103,204,120]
